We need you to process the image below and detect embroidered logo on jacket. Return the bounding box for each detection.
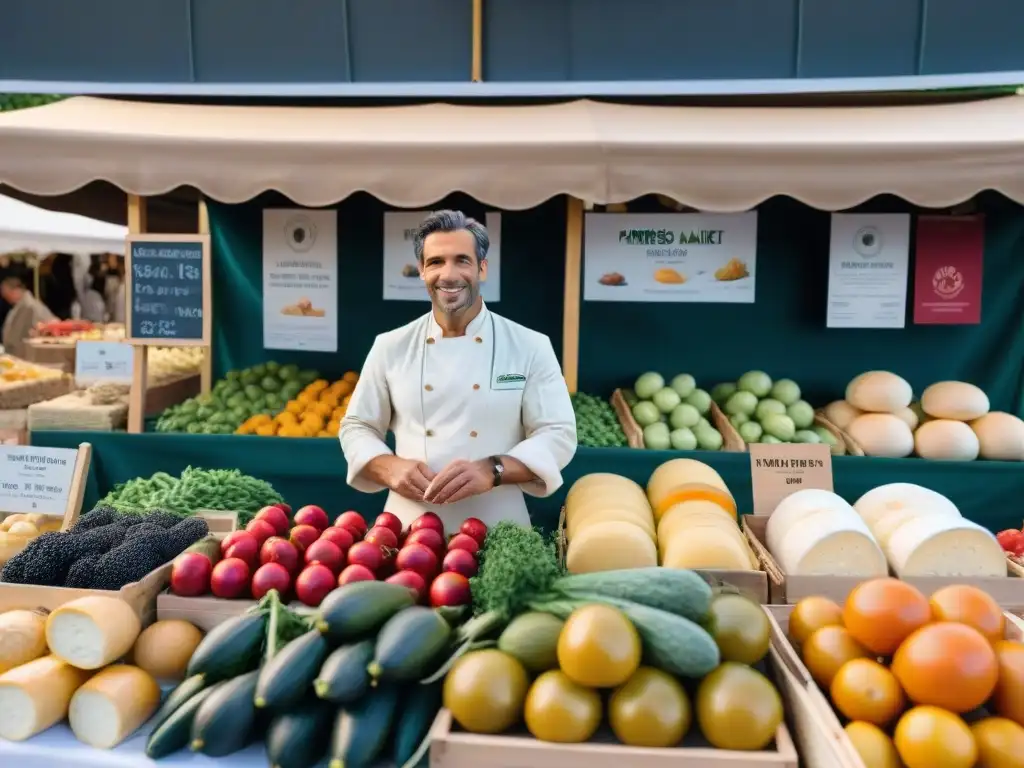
[495,373,526,383]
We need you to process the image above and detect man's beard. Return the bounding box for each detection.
[431,281,477,315]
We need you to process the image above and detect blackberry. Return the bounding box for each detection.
[64,555,100,588]
[14,532,79,586]
[142,511,183,530]
[70,506,119,533]
[163,517,210,560]
[91,537,167,591]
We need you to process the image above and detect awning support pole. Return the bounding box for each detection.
[127,195,148,434]
[198,199,212,395]
[471,0,483,82]
[562,197,583,394]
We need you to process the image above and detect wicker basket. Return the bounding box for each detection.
[813,412,864,456]
[610,389,745,452]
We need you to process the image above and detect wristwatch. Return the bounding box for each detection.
[489,456,505,487]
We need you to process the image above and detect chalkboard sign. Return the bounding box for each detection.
[125,234,211,345]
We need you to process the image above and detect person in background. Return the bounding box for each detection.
[43,253,76,319]
[0,276,55,357]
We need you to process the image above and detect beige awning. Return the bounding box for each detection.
[1,95,1024,211]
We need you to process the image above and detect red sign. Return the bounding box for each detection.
[913,216,984,325]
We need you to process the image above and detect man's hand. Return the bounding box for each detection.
[387,458,437,501]
[423,459,494,505]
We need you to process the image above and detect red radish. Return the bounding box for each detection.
[447,533,480,556]
[409,512,445,537]
[170,553,212,596]
[338,564,376,585]
[211,558,251,599]
[319,526,355,553]
[294,505,330,531]
[459,517,488,545]
[289,524,320,553]
[442,548,479,579]
[246,518,277,546]
[364,525,398,549]
[373,512,403,536]
[430,571,472,607]
[304,540,345,573]
[377,554,397,579]
[260,537,299,573]
[334,511,367,537]
[222,531,259,566]
[251,562,291,599]
[406,528,444,556]
[386,570,426,601]
[274,502,293,516]
[395,544,438,582]
[255,505,290,535]
[346,541,384,573]
[295,564,336,606]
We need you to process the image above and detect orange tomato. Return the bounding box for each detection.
[843,578,932,656]
[789,596,844,646]
[971,716,1024,768]
[893,706,976,768]
[802,625,870,689]
[992,640,1024,726]
[830,658,905,727]
[844,721,902,768]
[892,622,998,713]
[929,584,1005,643]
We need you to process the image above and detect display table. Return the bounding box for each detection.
[29,430,1024,533]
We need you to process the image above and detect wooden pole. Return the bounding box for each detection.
[198,199,213,395]
[127,195,149,434]
[561,197,584,394]
[471,0,483,82]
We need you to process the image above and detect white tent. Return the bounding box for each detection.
[0,193,126,255]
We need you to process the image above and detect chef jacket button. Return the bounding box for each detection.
[470,430,478,437]
[426,337,435,344]
[424,384,433,391]
[426,429,434,437]
[474,336,483,343]
[472,384,480,390]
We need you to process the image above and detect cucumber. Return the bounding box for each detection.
[316,580,417,643]
[314,639,374,703]
[435,604,471,626]
[368,606,452,683]
[190,670,261,757]
[256,629,329,710]
[186,612,267,681]
[145,683,221,759]
[393,681,442,767]
[497,612,564,672]
[329,683,401,768]
[179,535,222,565]
[551,568,713,623]
[147,673,207,734]
[265,697,334,768]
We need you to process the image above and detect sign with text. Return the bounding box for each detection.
[913,216,984,325]
[749,443,834,517]
[0,445,78,516]
[75,341,134,386]
[125,234,211,345]
[826,213,910,328]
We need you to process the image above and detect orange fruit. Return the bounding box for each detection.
[971,716,1024,768]
[802,625,870,689]
[992,640,1024,726]
[789,596,844,646]
[892,622,998,713]
[843,578,932,656]
[929,584,1005,643]
[830,658,905,727]
[844,721,902,768]
[894,706,976,768]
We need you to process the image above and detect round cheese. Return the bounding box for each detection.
[887,516,1004,578]
[45,596,142,671]
[659,515,749,559]
[647,459,734,520]
[920,381,990,421]
[766,489,857,556]
[68,664,161,749]
[891,407,919,431]
[657,500,734,543]
[661,526,754,571]
[565,520,657,574]
[566,475,648,515]
[846,413,915,458]
[775,510,887,577]
[845,371,913,413]
[130,621,204,681]
[871,505,960,552]
[853,483,961,528]
[970,412,1024,461]
[823,400,863,430]
[567,505,655,542]
[913,419,980,461]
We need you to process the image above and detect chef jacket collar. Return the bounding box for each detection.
[427,301,490,342]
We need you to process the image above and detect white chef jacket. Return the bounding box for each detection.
[339,303,577,530]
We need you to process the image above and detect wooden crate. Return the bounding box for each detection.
[611,389,745,452]
[812,412,863,457]
[145,372,201,416]
[157,591,316,631]
[196,509,240,539]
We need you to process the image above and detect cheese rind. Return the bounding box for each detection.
[853,483,961,528]
[662,526,753,571]
[68,664,161,749]
[0,655,92,741]
[46,596,142,670]
[566,520,657,574]
[887,516,1004,578]
[871,506,961,552]
[567,504,655,542]
[775,513,887,577]
[766,489,856,556]
[566,474,648,513]
[647,459,733,519]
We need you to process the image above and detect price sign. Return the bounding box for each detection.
[75,341,134,386]
[0,446,78,516]
[125,234,211,345]
[749,443,834,517]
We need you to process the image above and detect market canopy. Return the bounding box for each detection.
[1,95,1024,211]
[0,192,127,254]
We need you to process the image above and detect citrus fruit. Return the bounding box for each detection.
[830,658,905,727]
[609,667,691,747]
[524,670,602,743]
[992,639,1024,726]
[891,621,998,713]
[557,604,641,688]
[971,716,1024,767]
[929,584,1005,643]
[696,662,783,751]
[789,596,843,646]
[443,649,529,734]
[802,624,870,689]
[893,706,977,768]
[843,578,931,656]
[845,721,902,768]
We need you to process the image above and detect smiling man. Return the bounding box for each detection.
[339,209,576,529]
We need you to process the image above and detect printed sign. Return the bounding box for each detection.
[749,443,834,517]
[0,445,77,516]
[826,214,910,329]
[126,235,210,344]
[913,216,984,325]
[75,341,134,386]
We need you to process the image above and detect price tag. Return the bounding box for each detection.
[75,341,134,387]
[0,445,77,516]
[749,443,834,517]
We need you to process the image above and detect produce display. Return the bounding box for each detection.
[571,391,628,448]
[0,354,65,384]
[31,319,97,338]
[787,579,1024,768]
[0,512,63,564]
[146,346,205,386]
[235,370,359,437]
[624,372,726,450]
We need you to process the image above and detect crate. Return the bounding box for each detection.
[611,389,745,452]
[812,412,863,457]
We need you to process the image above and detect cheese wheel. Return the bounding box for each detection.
[662,527,754,571]
[570,509,655,543]
[870,505,958,553]
[887,516,1004,577]
[565,520,657,574]
[823,400,863,430]
[657,500,735,542]
[766,489,857,556]
[647,459,734,519]
[971,412,1024,461]
[846,413,915,458]
[68,664,161,749]
[845,371,913,413]
[775,511,887,577]
[565,483,650,523]
[0,609,48,674]
[914,419,980,461]
[853,483,961,528]
[658,517,749,559]
[46,596,142,670]
[131,620,204,681]
[920,381,990,421]
[0,655,92,741]
[566,474,647,510]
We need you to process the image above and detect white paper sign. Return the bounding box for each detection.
[583,212,758,303]
[262,210,339,352]
[382,212,502,302]
[0,445,77,516]
[827,214,910,328]
[75,341,134,386]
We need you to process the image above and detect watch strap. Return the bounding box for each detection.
[490,455,504,487]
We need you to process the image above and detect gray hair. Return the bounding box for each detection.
[413,210,489,263]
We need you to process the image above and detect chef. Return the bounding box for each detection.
[339,210,577,529]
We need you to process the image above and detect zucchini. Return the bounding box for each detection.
[186,612,267,681]
[368,606,452,683]
[256,629,329,710]
[147,673,207,734]
[393,681,442,767]
[145,683,221,759]
[329,683,401,768]
[435,604,470,627]
[314,639,374,704]
[190,670,261,756]
[265,696,334,768]
[316,580,417,643]
[551,568,712,622]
